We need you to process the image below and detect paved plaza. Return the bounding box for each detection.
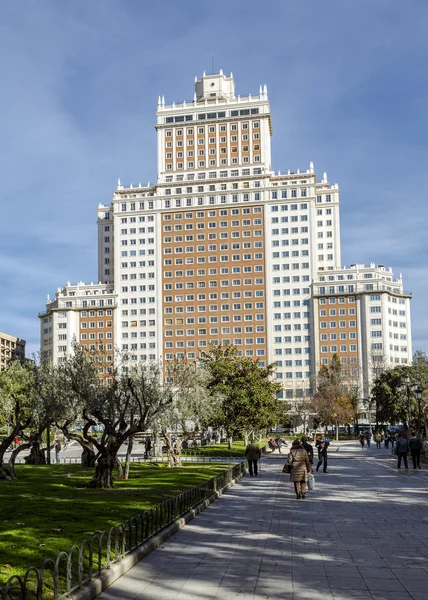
[97,442,428,600]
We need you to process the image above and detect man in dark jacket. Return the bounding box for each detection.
[396,433,409,469]
[301,436,314,465]
[409,433,422,469]
[245,441,262,476]
[316,438,330,473]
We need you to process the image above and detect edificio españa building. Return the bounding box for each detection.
[39,70,412,404]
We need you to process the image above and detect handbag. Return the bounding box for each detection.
[308,473,315,491]
[282,460,291,474]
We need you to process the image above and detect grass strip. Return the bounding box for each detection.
[0,462,229,586]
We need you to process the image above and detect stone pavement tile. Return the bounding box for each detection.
[324,566,360,576]
[327,576,368,590]
[331,591,371,599]
[357,567,397,578]
[175,588,219,600]
[370,594,414,600]
[363,576,406,592]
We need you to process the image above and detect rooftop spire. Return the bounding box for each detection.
[322,172,328,184]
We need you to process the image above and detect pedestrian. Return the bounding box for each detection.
[409,432,422,469]
[395,433,409,469]
[275,437,283,454]
[301,436,314,465]
[365,429,372,448]
[245,439,262,477]
[358,431,365,449]
[316,438,330,473]
[54,438,61,463]
[288,439,311,499]
[375,431,382,450]
[384,432,390,450]
[144,437,152,459]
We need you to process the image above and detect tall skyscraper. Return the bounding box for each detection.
[40,70,412,406]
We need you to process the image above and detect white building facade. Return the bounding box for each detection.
[40,71,412,402]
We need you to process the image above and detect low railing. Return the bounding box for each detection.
[15,451,243,465]
[0,461,246,600]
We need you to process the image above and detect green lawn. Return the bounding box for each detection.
[183,439,268,457]
[0,462,229,587]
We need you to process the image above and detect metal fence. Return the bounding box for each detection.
[0,461,246,600]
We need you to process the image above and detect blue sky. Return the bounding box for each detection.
[1,0,427,356]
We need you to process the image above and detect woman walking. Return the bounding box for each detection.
[288,439,311,499]
[358,431,365,449]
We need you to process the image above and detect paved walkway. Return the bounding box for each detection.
[97,441,428,600]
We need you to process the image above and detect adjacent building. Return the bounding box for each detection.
[0,331,26,371]
[39,70,413,408]
[39,282,116,381]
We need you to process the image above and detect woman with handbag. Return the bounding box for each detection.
[288,438,312,499]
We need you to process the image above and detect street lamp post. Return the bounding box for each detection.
[416,387,423,437]
[397,376,418,430]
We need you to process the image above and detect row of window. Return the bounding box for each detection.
[164,167,262,182]
[320,309,356,316]
[81,322,112,328]
[271,203,308,211]
[321,345,357,353]
[163,311,265,321]
[165,337,265,346]
[272,190,307,199]
[320,321,357,328]
[319,297,355,304]
[164,193,263,206]
[164,299,265,310]
[276,372,311,379]
[164,111,260,125]
[81,333,113,340]
[320,333,356,340]
[166,157,261,169]
[164,325,265,333]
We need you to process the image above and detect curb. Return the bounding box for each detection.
[70,471,244,600]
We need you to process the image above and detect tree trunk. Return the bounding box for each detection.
[243,431,249,447]
[0,423,24,467]
[115,457,124,480]
[88,455,115,488]
[228,435,233,450]
[335,421,339,442]
[162,432,182,467]
[24,442,46,465]
[46,423,51,465]
[81,447,97,468]
[5,442,32,479]
[123,435,134,480]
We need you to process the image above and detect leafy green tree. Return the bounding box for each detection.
[0,361,35,478]
[371,351,428,431]
[64,345,176,488]
[371,365,410,425]
[201,345,282,449]
[155,360,221,466]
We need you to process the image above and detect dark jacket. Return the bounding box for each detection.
[318,441,329,457]
[302,442,314,463]
[409,436,422,451]
[396,437,409,453]
[245,443,261,461]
